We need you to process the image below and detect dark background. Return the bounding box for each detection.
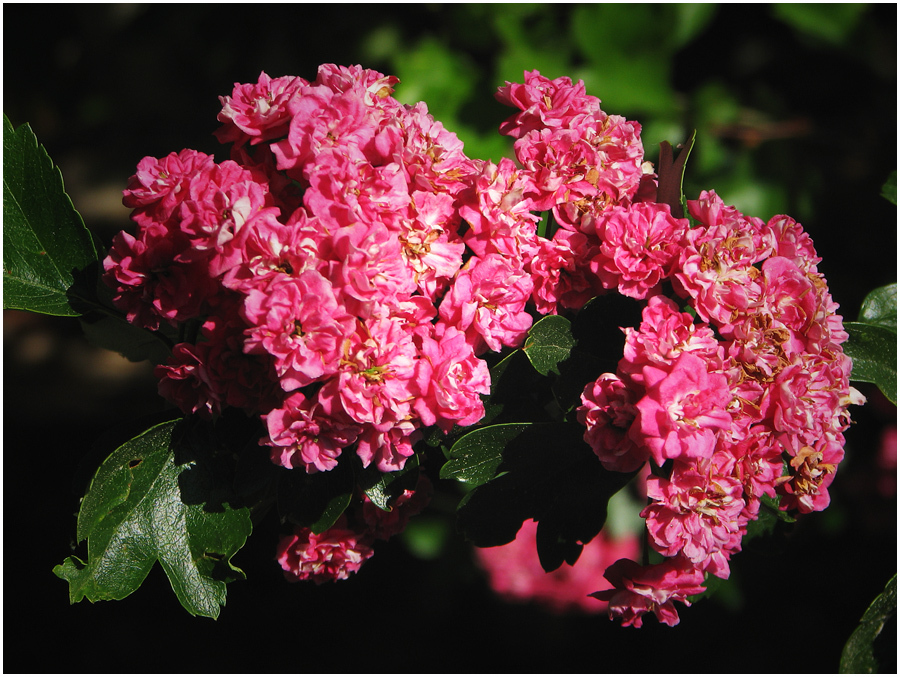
[4,4,897,673]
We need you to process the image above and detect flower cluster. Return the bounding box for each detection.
[102,65,862,609]
[105,65,504,479]
[577,193,864,625]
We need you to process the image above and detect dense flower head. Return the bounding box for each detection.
[276,516,375,584]
[103,64,862,608]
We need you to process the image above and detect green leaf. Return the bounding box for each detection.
[523,314,576,376]
[858,283,897,332]
[845,322,897,405]
[53,418,253,619]
[772,3,868,46]
[882,171,897,205]
[3,114,99,316]
[440,423,532,486]
[840,574,897,673]
[359,453,421,511]
[844,283,897,404]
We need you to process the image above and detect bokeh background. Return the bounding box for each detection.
[4,3,897,672]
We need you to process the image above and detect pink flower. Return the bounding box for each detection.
[122,149,216,219]
[619,295,723,389]
[632,352,733,465]
[270,84,376,180]
[303,150,410,231]
[319,220,417,317]
[589,202,689,299]
[398,190,466,301]
[396,101,480,196]
[276,516,375,584]
[591,556,706,628]
[475,519,641,615]
[263,390,362,473]
[102,222,215,331]
[776,434,845,513]
[413,325,491,433]
[673,190,774,333]
[528,229,603,315]
[319,316,419,430]
[577,374,648,473]
[241,270,355,391]
[155,341,224,419]
[642,460,747,578]
[458,157,540,262]
[764,214,822,272]
[437,254,534,355]
[354,421,420,473]
[157,313,281,419]
[495,70,601,139]
[216,71,308,146]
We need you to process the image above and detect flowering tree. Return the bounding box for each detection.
[3,64,895,659]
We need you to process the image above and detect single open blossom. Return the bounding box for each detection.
[242,270,355,391]
[528,229,603,315]
[589,202,689,299]
[619,295,723,389]
[216,71,308,146]
[495,70,601,139]
[413,325,491,433]
[642,460,748,578]
[437,253,534,355]
[633,352,733,465]
[102,223,216,331]
[276,516,375,584]
[776,433,846,513]
[122,149,216,218]
[591,556,706,628]
[263,390,362,473]
[578,374,647,473]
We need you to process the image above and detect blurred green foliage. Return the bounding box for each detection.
[357,3,888,229]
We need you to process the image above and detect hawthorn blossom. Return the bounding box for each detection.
[241,270,355,391]
[776,433,846,513]
[495,70,602,138]
[276,516,375,584]
[591,556,706,628]
[412,324,491,433]
[642,459,748,579]
[437,254,534,355]
[216,71,308,146]
[528,228,603,315]
[632,352,733,465]
[578,374,647,473]
[588,202,689,299]
[102,222,215,331]
[122,149,216,219]
[263,390,362,473]
[619,295,723,389]
[319,316,419,431]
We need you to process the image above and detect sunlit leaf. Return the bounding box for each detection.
[3,114,99,316]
